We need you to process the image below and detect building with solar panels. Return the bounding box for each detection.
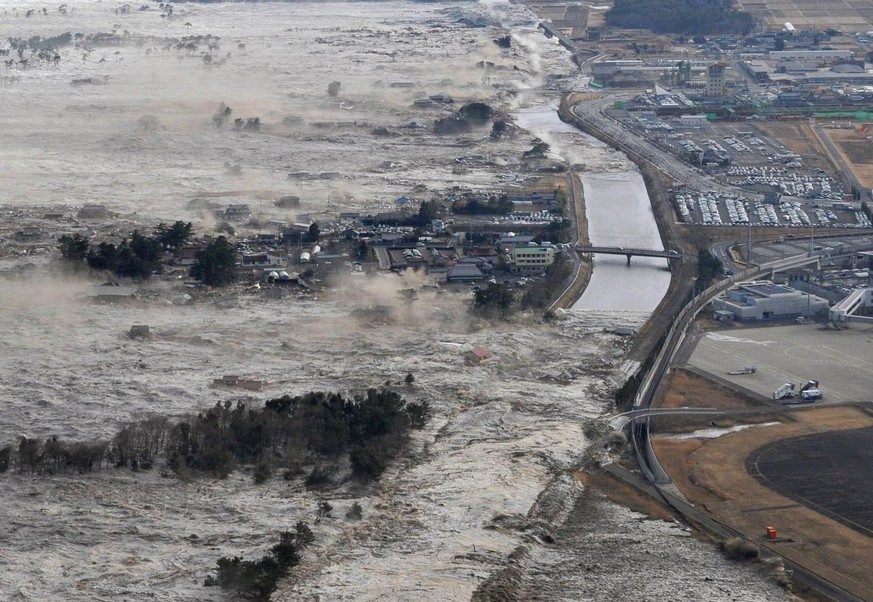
[711,280,829,321]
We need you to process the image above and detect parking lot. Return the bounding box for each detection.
[686,323,873,404]
[649,119,873,229]
[673,190,870,228]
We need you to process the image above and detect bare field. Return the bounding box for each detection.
[735,0,873,31]
[653,367,764,411]
[655,405,873,600]
[752,122,834,173]
[821,128,873,189]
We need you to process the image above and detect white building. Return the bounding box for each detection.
[510,243,556,274]
[712,280,828,321]
[769,49,852,62]
[677,114,709,127]
[705,63,726,97]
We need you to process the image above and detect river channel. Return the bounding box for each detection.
[514,105,671,314]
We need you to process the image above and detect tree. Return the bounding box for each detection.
[58,233,90,262]
[155,221,193,251]
[404,373,415,386]
[523,141,551,159]
[697,248,723,291]
[86,242,120,272]
[305,223,320,243]
[433,114,472,135]
[116,231,163,279]
[327,81,341,97]
[316,500,333,521]
[190,236,237,286]
[416,200,441,227]
[490,119,508,140]
[459,102,494,125]
[212,103,232,128]
[473,283,515,318]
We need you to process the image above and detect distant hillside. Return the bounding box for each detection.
[606,0,756,35]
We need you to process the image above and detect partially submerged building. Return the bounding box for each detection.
[464,346,493,365]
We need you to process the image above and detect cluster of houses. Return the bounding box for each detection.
[176,191,568,286]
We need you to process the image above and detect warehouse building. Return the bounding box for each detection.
[711,280,828,321]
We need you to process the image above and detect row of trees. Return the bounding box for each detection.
[59,221,193,278]
[605,0,755,35]
[59,223,239,286]
[451,194,514,216]
[1,388,430,482]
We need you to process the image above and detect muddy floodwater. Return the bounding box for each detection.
[0,1,789,600]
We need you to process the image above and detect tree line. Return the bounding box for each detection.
[605,0,756,35]
[59,222,239,286]
[0,388,429,483]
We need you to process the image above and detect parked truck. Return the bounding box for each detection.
[799,380,823,401]
[773,383,796,400]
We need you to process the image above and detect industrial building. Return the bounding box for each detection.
[677,114,709,127]
[711,280,828,321]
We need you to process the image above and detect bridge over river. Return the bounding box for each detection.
[575,245,683,265]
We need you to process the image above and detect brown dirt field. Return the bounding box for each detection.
[753,122,833,173]
[653,367,761,411]
[576,469,677,522]
[824,128,873,189]
[656,405,873,601]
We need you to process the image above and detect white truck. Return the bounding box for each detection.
[799,380,822,401]
[773,383,796,401]
[800,389,823,401]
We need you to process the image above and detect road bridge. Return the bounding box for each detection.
[537,21,575,51]
[575,244,682,265]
